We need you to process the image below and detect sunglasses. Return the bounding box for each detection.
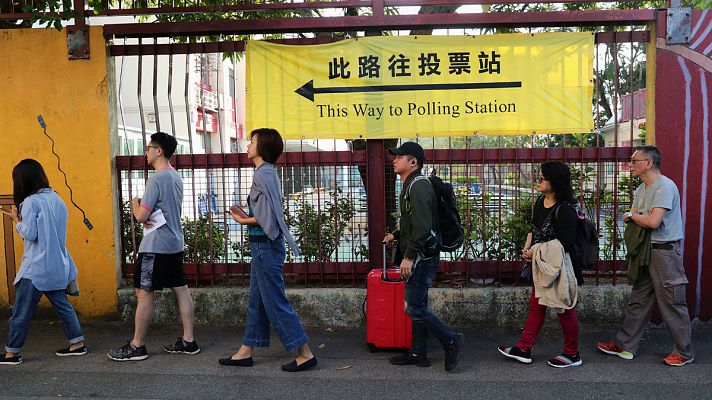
[536,176,546,183]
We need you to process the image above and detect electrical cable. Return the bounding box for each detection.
[37,115,93,230]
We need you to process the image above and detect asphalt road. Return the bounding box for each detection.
[1,320,710,399]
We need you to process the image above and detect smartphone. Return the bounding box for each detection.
[229,204,249,219]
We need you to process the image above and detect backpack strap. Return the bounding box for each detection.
[404,175,430,215]
[554,200,576,220]
[554,202,562,220]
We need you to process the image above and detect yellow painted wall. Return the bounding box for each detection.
[0,27,117,316]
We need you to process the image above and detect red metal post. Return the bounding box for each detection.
[103,10,656,38]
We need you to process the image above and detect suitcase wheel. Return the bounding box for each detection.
[367,342,378,353]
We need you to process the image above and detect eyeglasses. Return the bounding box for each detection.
[145,145,159,152]
[629,158,650,164]
[536,176,546,183]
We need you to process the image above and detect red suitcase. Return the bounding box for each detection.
[366,244,412,352]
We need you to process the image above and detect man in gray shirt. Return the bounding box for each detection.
[108,132,199,361]
[597,145,694,366]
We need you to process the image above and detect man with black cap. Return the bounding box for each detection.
[383,141,464,371]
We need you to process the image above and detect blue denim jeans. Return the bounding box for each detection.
[404,255,454,356]
[243,236,308,352]
[6,278,84,353]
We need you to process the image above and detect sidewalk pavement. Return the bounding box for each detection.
[0,320,710,399]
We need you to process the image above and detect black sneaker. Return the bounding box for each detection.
[444,332,465,371]
[163,338,200,355]
[0,354,22,365]
[547,353,582,368]
[498,345,532,364]
[389,352,431,367]
[107,341,148,361]
[56,345,88,357]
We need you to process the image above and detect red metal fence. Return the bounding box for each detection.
[91,1,651,288]
[113,31,646,287]
[117,142,637,287]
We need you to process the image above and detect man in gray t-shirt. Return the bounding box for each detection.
[137,168,185,254]
[632,175,683,243]
[108,132,199,362]
[597,145,694,366]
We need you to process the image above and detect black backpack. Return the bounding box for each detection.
[555,202,600,270]
[405,172,465,253]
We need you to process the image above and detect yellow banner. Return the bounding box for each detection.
[246,33,594,139]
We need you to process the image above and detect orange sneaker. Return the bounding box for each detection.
[663,353,694,367]
[596,341,634,360]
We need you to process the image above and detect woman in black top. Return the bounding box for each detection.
[498,161,583,368]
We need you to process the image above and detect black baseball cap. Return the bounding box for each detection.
[388,142,425,164]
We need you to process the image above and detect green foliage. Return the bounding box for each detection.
[455,192,532,261]
[637,121,647,143]
[121,201,143,262]
[182,215,230,262]
[20,0,76,30]
[284,188,356,262]
[450,175,481,185]
[498,193,535,260]
[121,201,230,263]
[354,244,369,261]
[602,214,624,260]
[231,239,251,260]
[571,163,632,260]
[617,174,643,200]
[452,164,636,263]
[456,193,496,260]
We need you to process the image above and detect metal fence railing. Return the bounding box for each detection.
[117,141,634,287]
[110,18,648,288]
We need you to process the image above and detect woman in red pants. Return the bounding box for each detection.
[498,161,584,368]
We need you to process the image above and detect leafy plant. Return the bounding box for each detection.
[638,121,647,143]
[618,174,643,200]
[121,201,143,263]
[122,200,230,263]
[182,215,230,262]
[284,188,356,262]
[455,193,497,260]
[602,214,624,260]
[498,193,534,260]
[231,240,251,260]
[354,244,369,261]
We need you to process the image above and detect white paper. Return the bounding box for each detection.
[143,209,167,236]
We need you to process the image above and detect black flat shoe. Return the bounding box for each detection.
[218,356,254,367]
[281,357,317,372]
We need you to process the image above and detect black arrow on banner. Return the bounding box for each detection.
[295,80,522,102]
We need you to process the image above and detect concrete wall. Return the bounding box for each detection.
[0,27,118,317]
[119,285,633,328]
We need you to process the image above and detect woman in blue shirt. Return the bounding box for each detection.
[0,159,86,365]
[219,128,316,372]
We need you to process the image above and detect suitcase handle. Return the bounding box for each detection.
[382,241,403,282]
